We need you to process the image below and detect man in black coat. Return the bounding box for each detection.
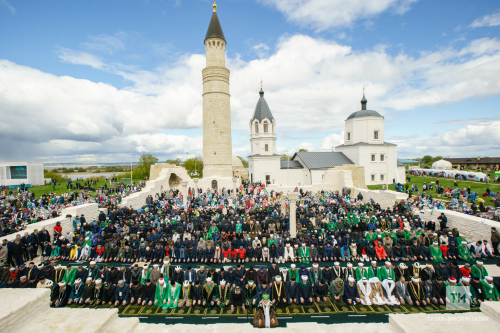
[102,282,116,305]
[142,279,156,306]
[434,262,449,281]
[313,279,329,303]
[130,281,145,305]
[298,275,313,305]
[268,261,280,283]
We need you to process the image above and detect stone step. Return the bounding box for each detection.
[388,312,499,333]
[481,301,500,323]
[0,289,49,333]
[134,323,170,333]
[27,308,119,333]
[103,317,139,333]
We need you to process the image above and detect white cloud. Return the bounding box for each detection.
[252,43,270,59]
[257,0,418,31]
[396,121,500,158]
[0,0,15,14]
[470,12,500,28]
[82,32,127,54]
[3,32,500,161]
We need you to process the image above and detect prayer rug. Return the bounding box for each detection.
[333,303,355,313]
[273,307,287,316]
[172,306,192,315]
[389,306,408,314]
[204,307,222,316]
[316,300,338,314]
[370,305,393,314]
[221,306,239,316]
[155,307,174,315]
[354,304,375,314]
[138,306,157,315]
[122,305,143,316]
[302,305,320,314]
[287,304,305,315]
[401,305,426,313]
[190,306,205,316]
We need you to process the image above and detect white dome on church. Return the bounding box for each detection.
[432,159,452,170]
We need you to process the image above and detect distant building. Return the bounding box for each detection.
[248,90,405,186]
[443,157,500,170]
[0,162,44,187]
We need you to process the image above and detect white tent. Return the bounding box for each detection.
[432,159,452,170]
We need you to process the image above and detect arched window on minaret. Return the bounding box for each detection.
[263,121,268,133]
[255,123,259,133]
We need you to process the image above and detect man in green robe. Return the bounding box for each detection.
[216,280,231,308]
[202,277,218,308]
[299,244,310,264]
[62,266,77,286]
[377,262,395,281]
[165,280,181,309]
[430,242,443,262]
[309,263,322,283]
[458,241,474,261]
[470,261,488,280]
[367,261,379,279]
[154,278,168,309]
[481,277,500,301]
[355,263,369,280]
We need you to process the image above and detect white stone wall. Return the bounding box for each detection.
[0,203,98,243]
[418,208,500,242]
[248,155,281,185]
[202,37,233,178]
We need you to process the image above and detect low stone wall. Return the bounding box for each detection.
[0,203,98,243]
[418,208,500,242]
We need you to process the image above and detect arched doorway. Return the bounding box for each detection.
[169,173,181,188]
[211,180,218,190]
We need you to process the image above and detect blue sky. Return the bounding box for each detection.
[1,0,500,163]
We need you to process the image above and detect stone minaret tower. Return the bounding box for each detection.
[202,1,233,178]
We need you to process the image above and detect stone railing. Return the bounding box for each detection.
[0,203,99,243]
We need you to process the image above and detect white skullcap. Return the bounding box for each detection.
[312,263,318,268]
[371,261,376,264]
[75,279,82,284]
[477,261,483,265]
[358,263,364,266]
[485,276,493,281]
[86,277,92,281]
[46,281,53,287]
[461,277,470,283]
[163,260,169,264]
[412,277,420,283]
[95,279,102,284]
[347,263,352,268]
[159,278,165,284]
[175,266,181,271]
[301,275,308,280]
[183,280,190,287]
[90,261,96,265]
[275,276,282,282]
[54,265,61,270]
[291,264,296,268]
[385,261,391,266]
[220,279,226,285]
[348,277,355,282]
[58,281,66,287]
[334,262,340,265]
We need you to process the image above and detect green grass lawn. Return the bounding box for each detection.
[23,179,144,199]
[368,174,500,206]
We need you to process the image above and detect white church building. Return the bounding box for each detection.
[248,91,405,186]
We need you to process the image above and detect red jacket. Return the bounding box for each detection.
[237,248,246,259]
[229,249,237,258]
[222,249,230,259]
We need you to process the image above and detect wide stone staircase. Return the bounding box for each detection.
[1,289,500,333]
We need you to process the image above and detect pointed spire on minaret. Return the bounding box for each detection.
[205,0,226,42]
[361,86,367,110]
[260,79,264,96]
